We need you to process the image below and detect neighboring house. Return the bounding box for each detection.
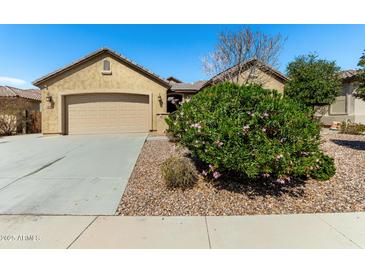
[321,70,365,125]
[203,58,288,92]
[0,86,41,134]
[167,59,287,112]
[0,86,41,110]
[32,48,290,135]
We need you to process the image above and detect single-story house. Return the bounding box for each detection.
[32,47,363,135]
[33,48,287,135]
[33,48,171,135]
[0,86,41,134]
[321,70,365,125]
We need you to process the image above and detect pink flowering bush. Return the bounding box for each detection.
[166,82,335,183]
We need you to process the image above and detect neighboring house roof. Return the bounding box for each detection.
[166,76,182,84]
[339,69,361,81]
[203,59,288,89]
[0,86,41,101]
[169,59,287,94]
[33,47,170,88]
[169,80,207,93]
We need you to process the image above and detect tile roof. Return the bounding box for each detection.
[169,59,287,93]
[166,76,182,84]
[169,80,207,92]
[339,69,361,80]
[0,86,41,101]
[33,48,170,87]
[208,58,288,86]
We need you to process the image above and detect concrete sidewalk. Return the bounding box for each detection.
[0,212,364,248]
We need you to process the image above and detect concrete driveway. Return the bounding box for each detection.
[0,133,147,215]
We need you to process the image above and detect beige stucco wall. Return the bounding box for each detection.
[0,98,40,134]
[321,82,365,125]
[39,52,168,134]
[354,95,365,124]
[156,113,169,134]
[21,99,41,112]
[0,97,40,112]
[236,68,285,92]
[28,100,41,113]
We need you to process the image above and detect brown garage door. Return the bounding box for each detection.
[65,93,149,134]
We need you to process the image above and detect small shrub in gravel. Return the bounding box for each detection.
[166,82,336,184]
[340,121,365,135]
[161,156,198,189]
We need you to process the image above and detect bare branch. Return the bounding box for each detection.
[202,26,285,85]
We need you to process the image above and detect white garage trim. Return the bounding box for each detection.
[57,90,153,134]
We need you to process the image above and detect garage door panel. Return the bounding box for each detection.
[65,93,149,134]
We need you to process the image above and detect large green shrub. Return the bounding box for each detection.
[166,82,335,183]
[284,54,342,108]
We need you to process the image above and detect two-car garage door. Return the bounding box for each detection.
[65,93,149,134]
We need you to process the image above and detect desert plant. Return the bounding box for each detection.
[161,156,198,189]
[339,121,365,135]
[0,114,19,135]
[166,82,336,183]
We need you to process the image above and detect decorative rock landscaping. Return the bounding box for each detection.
[118,133,365,216]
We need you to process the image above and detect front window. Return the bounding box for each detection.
[329,86,348,115]
[329,96,347,115]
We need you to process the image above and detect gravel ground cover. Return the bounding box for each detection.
[118,133,365,216]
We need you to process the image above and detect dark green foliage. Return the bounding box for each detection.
[166,82,336,183]
[161,156,198,189]
[284,54,342,107]
[308,155,336,181]
[340,121,365,135]
[354,50,365,100]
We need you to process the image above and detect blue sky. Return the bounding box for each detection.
[0,24,364,88]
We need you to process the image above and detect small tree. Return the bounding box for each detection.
[354,50,365,100]
[284,54,342,110]
[202,26,284,85]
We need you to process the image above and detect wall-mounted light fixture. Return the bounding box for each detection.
[45,93,54,109]
[46,94,52,102]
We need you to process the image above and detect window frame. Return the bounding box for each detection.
[329,95,348,115]
[102,59,112,75]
